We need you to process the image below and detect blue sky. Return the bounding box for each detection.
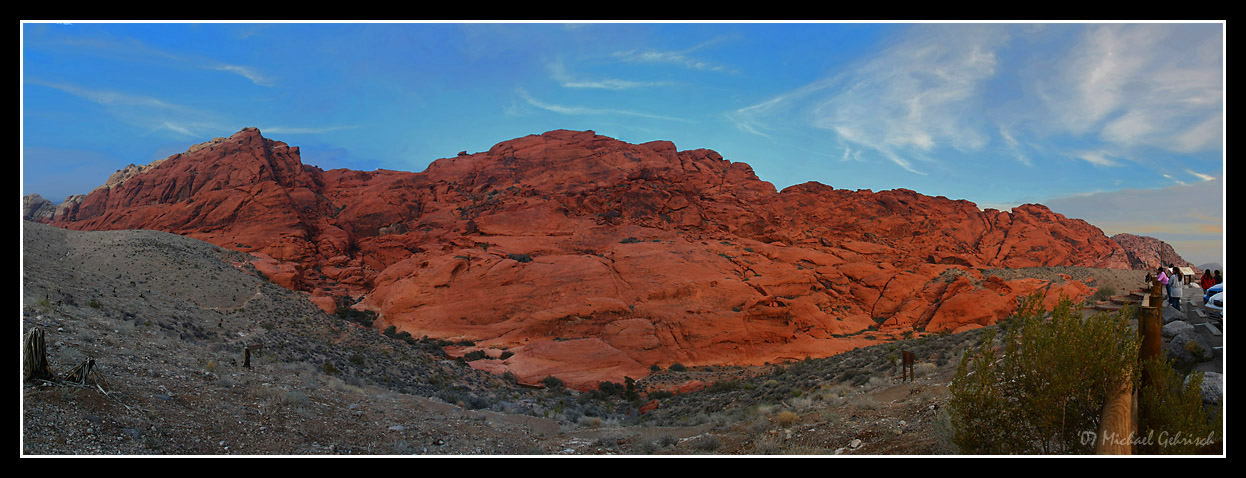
[21,21,1224,266]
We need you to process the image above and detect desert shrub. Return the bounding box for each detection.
[704,380,741,393]
[668,363,687,372]
[914,362,938,378]
[508,253,533,263]
[775,410,800,426]
[542,375,565,391]
[1137,358,1222,454]
[647,390,675,400]
[947,293,1140,454]
[335,306,377,326]
[691,435,721,452]
[619,237,641,244]
[322,361,341,376]
[1092,286,1116,302]
[593,381,626,398]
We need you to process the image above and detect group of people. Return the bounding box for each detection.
[1153,265,1223,311]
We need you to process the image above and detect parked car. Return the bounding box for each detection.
[1204,283,1223,311]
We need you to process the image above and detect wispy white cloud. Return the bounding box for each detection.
[550,57,672,90]
[515,87,692,123]
[811,26,1005,155]
[159,121,195,136]
[34,30,277,87]
[611,36,735,73]
[215,64,276,87]
[730,25,1010,176]
[547,58,670,90]
[1036,24,1222,154]
[1186,169,1216,182]
[560,78,668,90]
[998,126,1032,166]
[1162,173,1187,186]
[729,23,1221,182]
[30,79,224,138]
[1073,150,1123,167]
[32,80,184,110]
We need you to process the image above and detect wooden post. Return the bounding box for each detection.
[1095,377,1135,454]
[1139,280,1163,364]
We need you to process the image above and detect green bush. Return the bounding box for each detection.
[947,293,1140,454]
[508,253,533,263]
[1137,358,1222,454]
[322,361,341,376]
[542,375,565,391]
[1092,286,1116,302]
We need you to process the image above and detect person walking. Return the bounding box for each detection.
[1169,267,1183,311]
[1158,266,1169,300]
[1201,270,1215,292]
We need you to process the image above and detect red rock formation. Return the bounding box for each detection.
[1110,233,1197,272]
[31,127,1137,390]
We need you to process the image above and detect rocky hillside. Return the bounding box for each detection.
[1111,233,1198,272]
[27,127,1151,389]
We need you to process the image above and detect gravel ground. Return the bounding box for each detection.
[21,222,1218,456]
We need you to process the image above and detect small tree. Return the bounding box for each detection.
[1137,358,1222,454]
[948,293,1140,454]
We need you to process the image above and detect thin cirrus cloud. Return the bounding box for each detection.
[214,64,276,87]
[547,58,672,90]
[731,24,1009,175]
[1033,23,1222,153]
[610,36,736,73]
[730,23,1221,179]
[31,80,184,110]
[515,87,692,123]
[37,31,277,87]
[29,79,223,138]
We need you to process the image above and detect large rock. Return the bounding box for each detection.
[22,194,56,222]
[1162,320,1195,338]
[1187,371,1223,405]
[27,127,1148,389]
[1166,330,1213,369]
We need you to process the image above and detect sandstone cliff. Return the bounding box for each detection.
[27,127,1156,389]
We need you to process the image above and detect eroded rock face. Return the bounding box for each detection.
[1111,233,1196,272]
[29,127,1144,389]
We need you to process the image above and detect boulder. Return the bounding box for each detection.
[1165,330,1213,369]
[1162,320,1195,338]
[1187,371,1223,405]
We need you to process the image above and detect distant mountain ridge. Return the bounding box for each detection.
[1110,233,1199,272]
[23,127,1188,389]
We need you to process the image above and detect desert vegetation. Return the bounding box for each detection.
[946,292,1221,454]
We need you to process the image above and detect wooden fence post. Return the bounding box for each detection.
[1139,280,1163,378]
[1097,280,1163,455]
[1095,378,1135,454]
